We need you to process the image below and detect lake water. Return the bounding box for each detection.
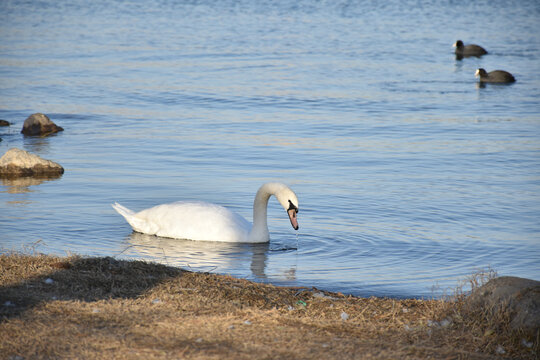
[1,0,539,298]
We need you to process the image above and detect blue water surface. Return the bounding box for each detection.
[1,0,539,298]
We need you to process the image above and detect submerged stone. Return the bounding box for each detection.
[0,119,10,126]
[21,113,63,136]
[0,148,64,178]
[1,176,57,194]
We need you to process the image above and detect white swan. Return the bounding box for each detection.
[112,182,299,243]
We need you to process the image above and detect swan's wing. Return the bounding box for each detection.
[135,201,251,242]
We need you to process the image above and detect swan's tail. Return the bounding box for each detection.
[112,202,135,219]
[112,202,145,232]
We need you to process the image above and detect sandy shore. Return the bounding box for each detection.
[0,253,536,359]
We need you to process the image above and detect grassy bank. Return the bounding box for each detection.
[0,253,537,359]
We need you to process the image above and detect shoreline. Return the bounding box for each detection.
[1,253,537,359]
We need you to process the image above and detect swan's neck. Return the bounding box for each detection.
[248,184,275,242]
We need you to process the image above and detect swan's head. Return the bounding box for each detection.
[274,184,299,231]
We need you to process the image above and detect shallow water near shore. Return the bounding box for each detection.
[1,0,540,298]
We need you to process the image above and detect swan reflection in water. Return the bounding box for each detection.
[124,232,297,281]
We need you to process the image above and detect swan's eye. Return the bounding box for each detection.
[288,200,298,213]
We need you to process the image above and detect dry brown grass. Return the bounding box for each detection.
[0,253,537,359]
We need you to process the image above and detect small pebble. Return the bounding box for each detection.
[228,325,235,330]
[440,318,452,328]
[195,338,203,343]
[44,278,54,284]
[402,308,409,313]
[152,298,161,304]
[340,311,349,321]
[495,345,505,354]
[92,308,100,313]
[313,292,335,300]
[3,301,14,307]
[244,320,252,325]
[521,339,533,348]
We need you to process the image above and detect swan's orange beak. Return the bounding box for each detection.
[287,208,299,230]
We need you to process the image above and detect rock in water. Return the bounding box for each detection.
[0,148,64,178]
[21,113,64,136]
[466,276,539,335]
[0,119,10,126]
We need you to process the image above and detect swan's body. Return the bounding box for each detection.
[112,182,299,243]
